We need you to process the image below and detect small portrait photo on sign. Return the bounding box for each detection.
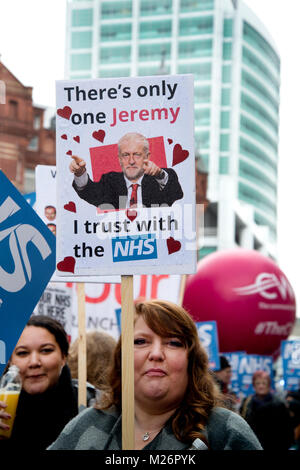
[56,75,197,277]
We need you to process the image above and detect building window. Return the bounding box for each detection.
[241,70,279,115]
[179,16,213,36]
[239,160,276,196]
[179,39,212,59]
[28,136,38,151]
[221,88,230,106]
[140,0,172,16]
[101,1,132,19]
[180,0,214,13]
[101,45,131,64]
[71,31,93,49]
[241,93,278,134]
[240,115,277,154]
[101,23,132,42]
[223,18,233,38]
[219,156,229,174]
[139,19,172,39]
[243,22,280,72]
[222,42,232,60]
[239,137,277,175]
[178,62,211,80]
[24,169,35,194]
[198,131,210,149]
[139,43,171,62]
[9,100,18,119]
[242,46,279,91]
[194,85,211,103]
[221,111,230,129]
[222,65,231,83]
[195,108,210,126]
[33,114,41,130]
[72,8,93,27]
[220,133,229,151]
[71,53,92,71]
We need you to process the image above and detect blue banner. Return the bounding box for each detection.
[0,172,56,376]
[196,321,220,370]
[237,353,273,396]
[223,352,245,394]
[23,192,36,208]
[281,340,300,391]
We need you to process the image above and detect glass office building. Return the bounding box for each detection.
[66,0,280,254]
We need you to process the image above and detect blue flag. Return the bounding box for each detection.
[0,171,56,376]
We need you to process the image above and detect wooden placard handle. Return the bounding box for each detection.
[121,275,135,450]
[77,282,87,408]
[178,274,187,306]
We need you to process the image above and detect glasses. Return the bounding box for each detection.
[119,152,145,161]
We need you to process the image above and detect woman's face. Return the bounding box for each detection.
[11,326,66,395]
[134,316,189,410]
[253,377,270,396]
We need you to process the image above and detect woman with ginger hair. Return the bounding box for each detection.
[49,300,261,450]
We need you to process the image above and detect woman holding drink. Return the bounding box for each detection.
[0,315,78,450]
[49,300,262,450]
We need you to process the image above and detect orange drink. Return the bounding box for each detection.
[0,390,20,438]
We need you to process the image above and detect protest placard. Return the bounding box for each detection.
[237,353,273,396]
[281,339,300,390]
[55,75,196,277]
[223,352,245,395]
[0,171,56,376]
[56,74,196,448]
[196,321,220,370]
[35,164,120,283]
[33,282,73,339]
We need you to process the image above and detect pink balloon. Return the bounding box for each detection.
[182,249,296,357]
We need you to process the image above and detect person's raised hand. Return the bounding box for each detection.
[69,156,87,176]
[143,160,162,177]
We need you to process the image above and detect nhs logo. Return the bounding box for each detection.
[112,234,157,262]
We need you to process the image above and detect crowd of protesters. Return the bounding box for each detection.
[0,307,299,451]
[213,356,300,450]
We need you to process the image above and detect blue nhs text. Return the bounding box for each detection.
[112,234,157,262]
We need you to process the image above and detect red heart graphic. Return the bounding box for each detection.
[92,129,105,142]
[66,150,72,156]
[57,106,72,120]
[73,136,80,143]
[168,138,173,145]
[167,237,181,255]
[126,209,137,221]
[172,144,189,166]
[61,134,67,140]
[57,256,75,273]
[64,201,76,213]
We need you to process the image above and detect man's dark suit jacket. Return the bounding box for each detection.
[72,168,183,209]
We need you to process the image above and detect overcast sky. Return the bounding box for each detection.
[0,0,299,314]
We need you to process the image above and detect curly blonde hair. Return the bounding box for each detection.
[68,330,117,390]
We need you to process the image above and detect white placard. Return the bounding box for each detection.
[55,75,196,276]
[35,165,120,283]
[70,274,183,341]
